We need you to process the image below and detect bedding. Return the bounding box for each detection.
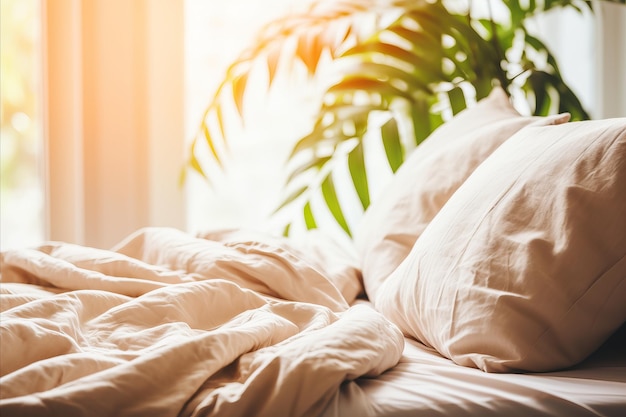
[323,318,626,417]
[375,117,626,373]
[2,98,626,416]
[354,86,570,301]
[0,227,404,417]
[2,227,625,417]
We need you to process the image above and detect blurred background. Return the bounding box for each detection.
[1,0,303,250]
[1,0,624,250]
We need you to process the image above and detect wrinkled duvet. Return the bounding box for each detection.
[0,227,404,417]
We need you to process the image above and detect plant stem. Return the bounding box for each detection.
[487,0,509,91]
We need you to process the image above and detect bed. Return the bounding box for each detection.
[2,88,625,416]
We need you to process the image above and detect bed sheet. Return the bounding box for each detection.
[323,309,626,417]
[2,226,624,417]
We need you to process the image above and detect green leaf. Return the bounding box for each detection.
[274,185,308,213]
[297,28,325,74]
[214,105,227,151]
[289,120,329,158]
[336,62,432,93]
[286,155,331,184]
[343,41,444,82]
[526,71,551,115]
[381,117,403,173]
[232,73,248,117]
[266,45,282,86]
[186,150,210,186]
[448,86,467,115]
[556,86,589,120]
[386,24,441,50]
[327,77,415,101]
[347,141,370,209]
[303,201,317,230]
[186,140,208,179]
[411,95,433,146]
[183,0,595,237]
[321,174,351,236]
[526,70,590,120]
[508,0,527,28]
[202,122,222,167]
[177,166,187,188]
[289,104,377,157]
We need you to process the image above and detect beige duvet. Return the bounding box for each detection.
[0,227,404,417]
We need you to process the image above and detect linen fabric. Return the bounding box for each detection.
[354,87,570,300]
[0,227,403,416]
[375,118,626,372]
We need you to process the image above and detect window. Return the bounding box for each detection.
[42,1,187,249]
[1,1,623,250]
[184,0,310,234]
[0,0,44,250]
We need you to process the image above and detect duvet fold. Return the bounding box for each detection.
[0,227,403,417]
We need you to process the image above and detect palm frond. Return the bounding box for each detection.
[185,0,405,177]
[184,0,598,238]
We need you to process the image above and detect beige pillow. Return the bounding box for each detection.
[354,87,570,300]
[375,118,626,373]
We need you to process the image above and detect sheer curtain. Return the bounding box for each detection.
[37,1,625,250]
[533,1,626,119]
[43,0,185,249]
[593,0,626,118]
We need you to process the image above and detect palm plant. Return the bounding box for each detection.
[183,0,615,237]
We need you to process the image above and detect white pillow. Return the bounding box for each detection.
[375,118,626,372]
[354,87,570,300]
